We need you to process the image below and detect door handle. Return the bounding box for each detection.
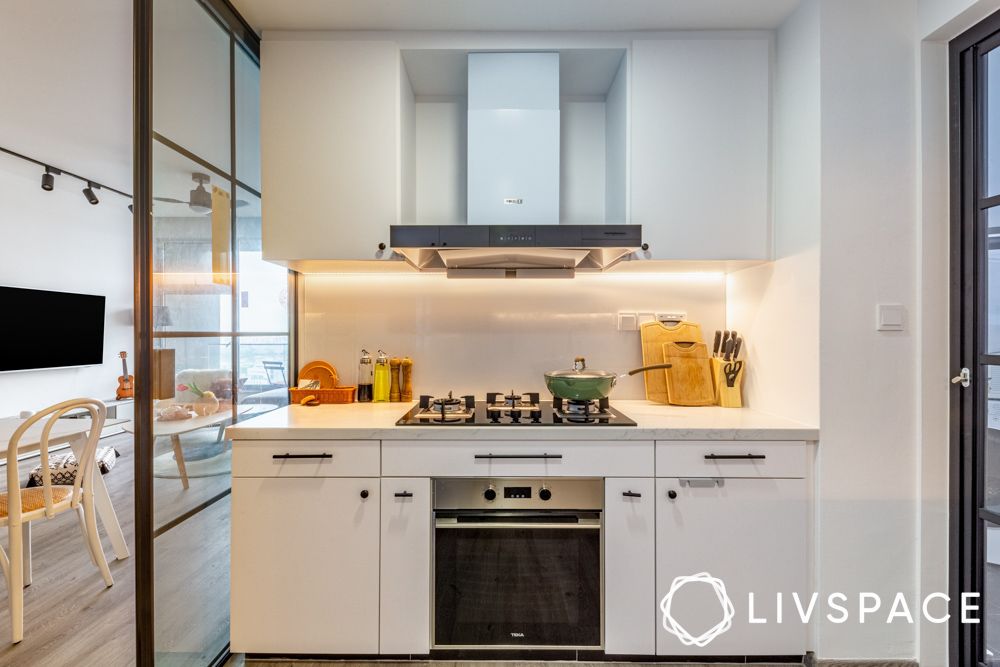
[272,453,332,460]
[622,490,642,498]
[704,453,765,460]
[394,491,413,498]
[952,367,971,388]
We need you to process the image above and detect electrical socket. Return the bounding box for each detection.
[617,312,639,331]
[656,311,687,323]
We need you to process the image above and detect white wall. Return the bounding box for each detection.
[415,101,467,225]
[727,0,820,427]
[605,54,628,224]
[300,271,727,399]
[0,0,133,416]
[561,101,606,224]
[816,0,919,659]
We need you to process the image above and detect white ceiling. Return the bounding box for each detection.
[233,0,800,32]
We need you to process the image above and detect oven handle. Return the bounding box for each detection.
[435,519,601,530]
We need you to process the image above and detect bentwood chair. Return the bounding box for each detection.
[3,399,113,643]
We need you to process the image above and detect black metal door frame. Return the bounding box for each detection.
[950,11,1000,667]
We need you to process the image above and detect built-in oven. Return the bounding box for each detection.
[432,478,603,649]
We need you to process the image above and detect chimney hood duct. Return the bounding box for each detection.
[390,51,642,275]
[468,52,560,224]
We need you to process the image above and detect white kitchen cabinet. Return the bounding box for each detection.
[380,478,432,654]
[231,476,380,654]
[655,477,808,656]
[261,38,399,262]
[631,38,771,260]
[604,478,656,655]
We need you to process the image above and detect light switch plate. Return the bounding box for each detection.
[637,312,656,325]
[876,304,906,332]
[618,312,639,331]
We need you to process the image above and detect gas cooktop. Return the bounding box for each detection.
[396,391,637,426]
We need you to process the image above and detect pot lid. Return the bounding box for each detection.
[545,357,616,379]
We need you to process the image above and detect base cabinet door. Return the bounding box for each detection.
[655,477,808,657]
[604,478,656,655]
[231,477,380,654]
[380,478,432,654]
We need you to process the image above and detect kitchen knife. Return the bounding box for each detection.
[733,336,743,360]
[729,330,737,347]
[723,337,734,362]
[721,330,731,355]
[712,330,722,357]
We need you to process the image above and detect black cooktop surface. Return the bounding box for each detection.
[396,396,637,427]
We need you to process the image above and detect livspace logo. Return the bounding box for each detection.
[659,572,981,648]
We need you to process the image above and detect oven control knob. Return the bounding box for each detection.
[667,490,677,500]
[539,487,552,501]
[484,485,497,501]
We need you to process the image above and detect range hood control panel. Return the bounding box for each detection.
[494,227,535,246]
[390,224,641,249]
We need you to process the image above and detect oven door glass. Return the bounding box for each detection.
[434,514,601,648]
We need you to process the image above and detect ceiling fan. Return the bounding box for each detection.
[154,172,249,214]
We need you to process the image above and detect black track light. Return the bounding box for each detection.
[82,181,100,205]
[40,166,60,191]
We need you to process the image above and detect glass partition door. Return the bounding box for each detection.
[138,1,287,664]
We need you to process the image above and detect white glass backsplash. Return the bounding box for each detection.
[300,272,727,399]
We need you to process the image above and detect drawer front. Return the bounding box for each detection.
[656,441,807,478]
[382,440,654,477]
[233,440,380,478]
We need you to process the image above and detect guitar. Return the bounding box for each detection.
[116,351,134,400]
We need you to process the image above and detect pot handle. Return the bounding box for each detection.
[626,363,673,376]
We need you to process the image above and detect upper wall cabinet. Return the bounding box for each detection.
[631,38,771,261]
[261,39,399,261]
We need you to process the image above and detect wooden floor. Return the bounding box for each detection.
[0,429,234,666]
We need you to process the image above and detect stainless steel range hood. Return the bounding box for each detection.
[389,224,642,276]
[389,53,642,277]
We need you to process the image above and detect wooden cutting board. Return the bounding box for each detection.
[639,321,704,403]
[662,341,715,406]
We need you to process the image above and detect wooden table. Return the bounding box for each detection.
[0,417,131,579]
[123,406,254,490]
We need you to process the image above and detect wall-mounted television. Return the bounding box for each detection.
[0,286,106,372]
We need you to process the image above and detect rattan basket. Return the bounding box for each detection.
[290,360,356,404]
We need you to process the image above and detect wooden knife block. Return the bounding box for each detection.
[711,358,745,408]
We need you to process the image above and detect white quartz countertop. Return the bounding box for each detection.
[226,400,818,442]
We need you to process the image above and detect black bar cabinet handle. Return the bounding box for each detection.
[272,453,333,460]
[622,490,642,498]
[394,491,413,498]
[474,453,563,460]
[704,453,766,460]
